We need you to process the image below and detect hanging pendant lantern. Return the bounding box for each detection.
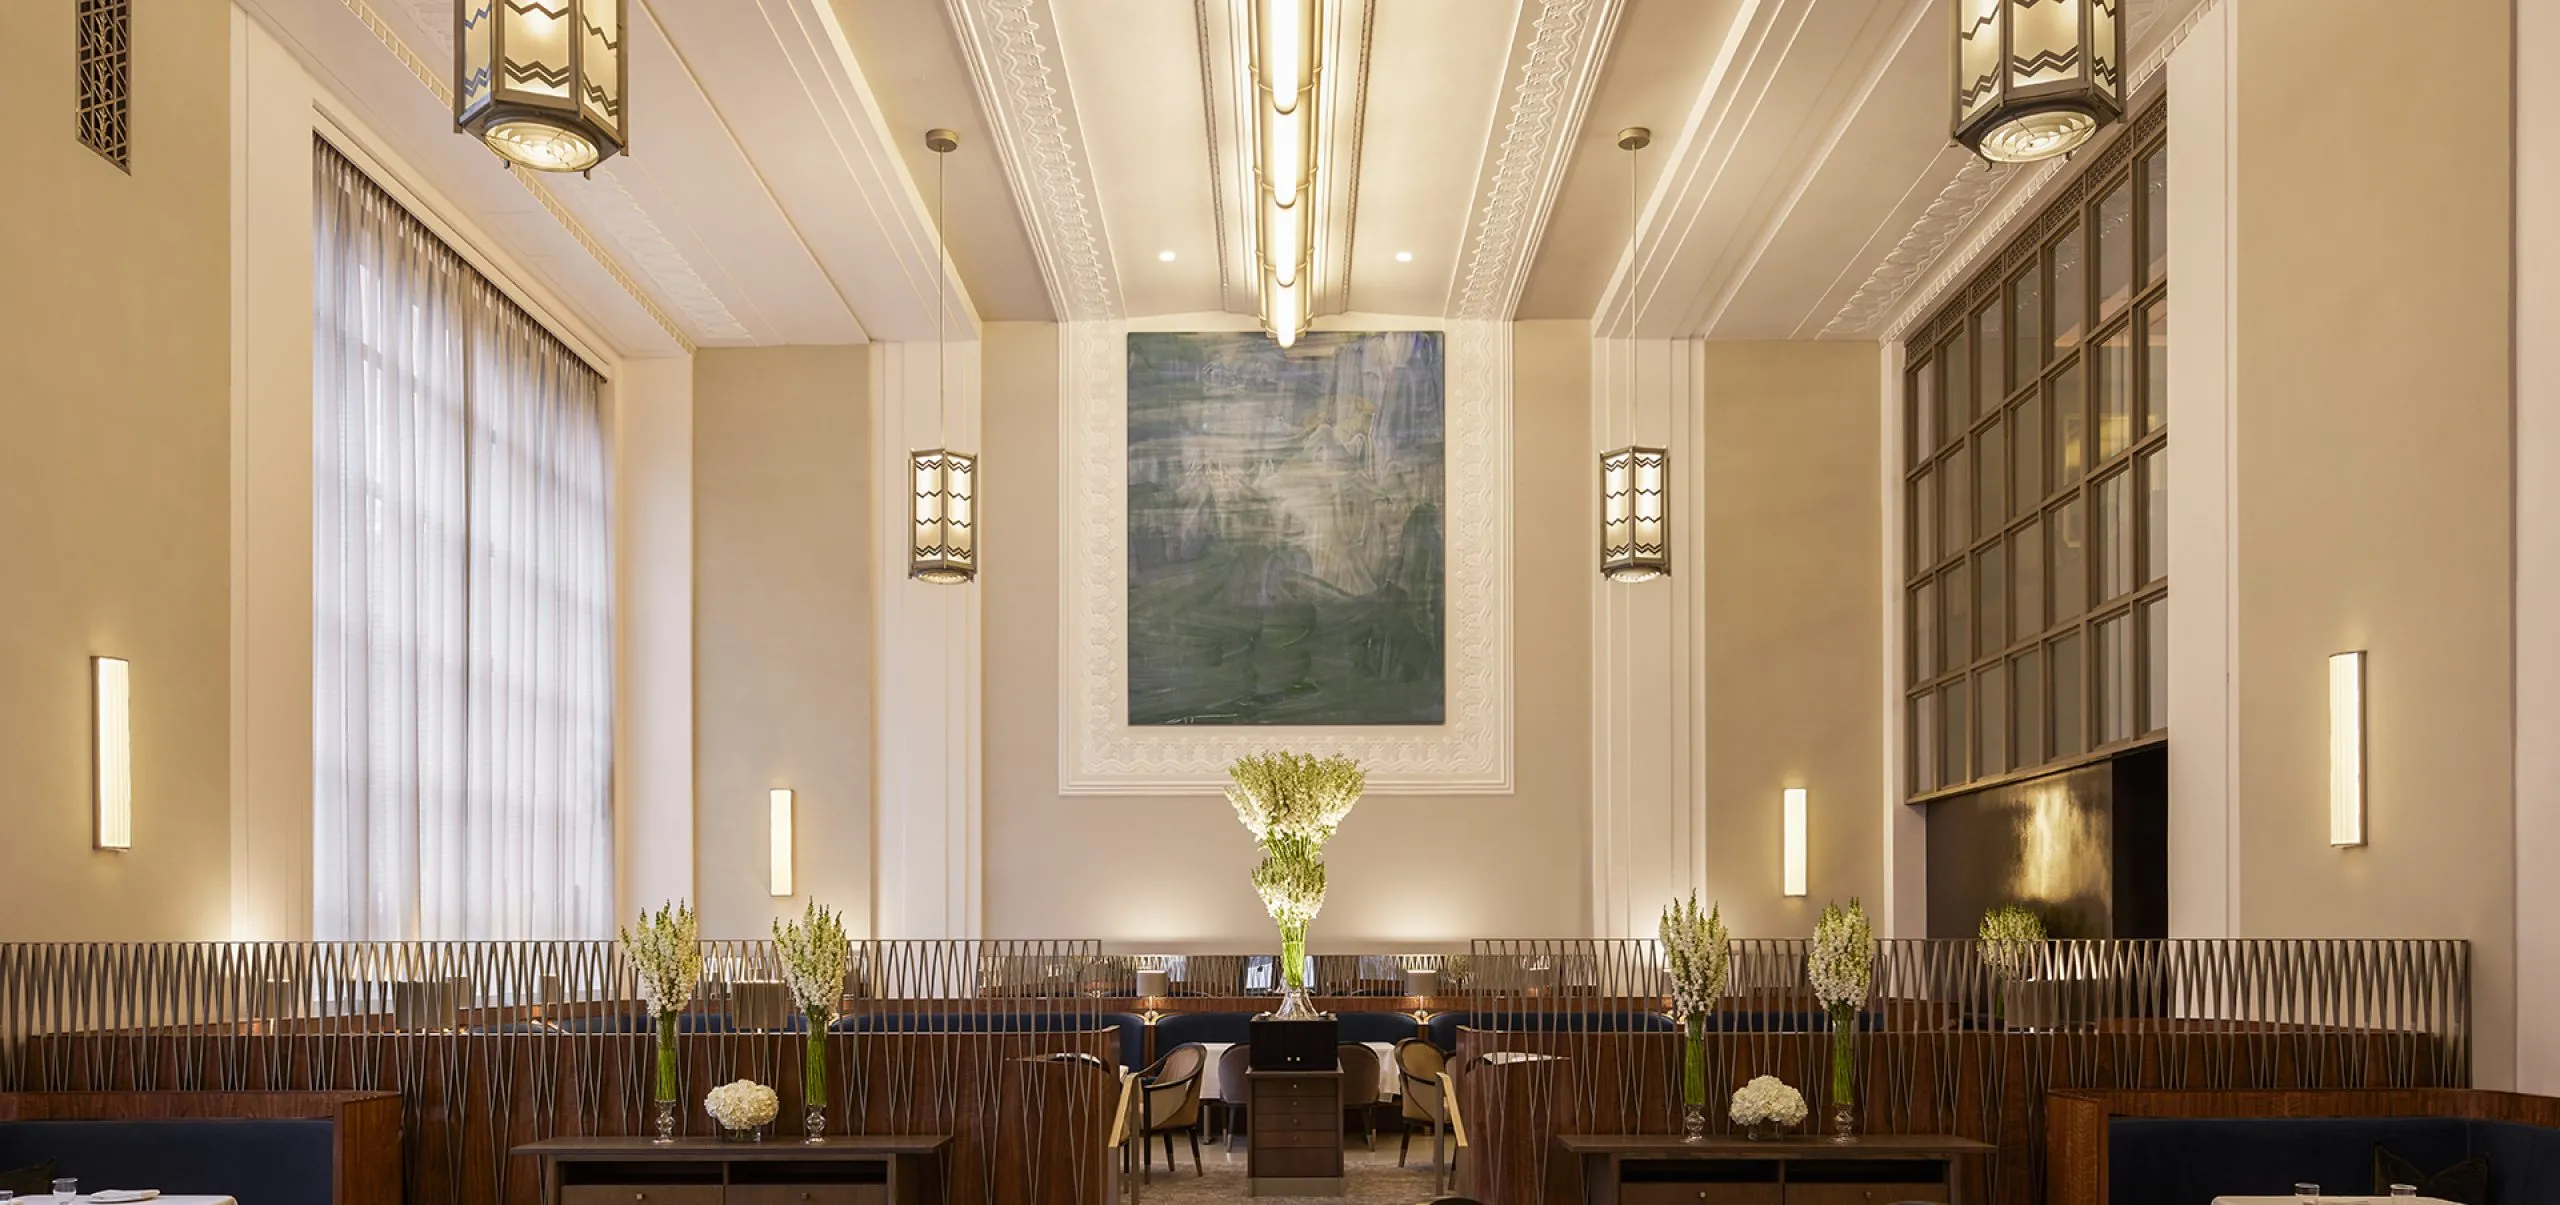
[911,128,978,585]
[455,0,628,173]
[1600,128,1668,585]
[1951,0,2123,164]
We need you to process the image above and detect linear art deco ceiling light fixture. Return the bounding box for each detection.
[1951,0,2124,164]
[455,0,628,173]
[1249,0,1326,347]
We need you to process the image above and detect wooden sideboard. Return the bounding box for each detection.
[1244,1069,1343,1196]
[516,1136,950,1205]
[1555,1134,1996,1205]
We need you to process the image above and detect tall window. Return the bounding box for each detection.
[1904,98,2167,800]
[312,139,614,939]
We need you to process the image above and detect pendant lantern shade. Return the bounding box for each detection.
[910,449,978,584]
[1951,0,2123,164]
[1600,446,1669,583]
[456,0,627,173]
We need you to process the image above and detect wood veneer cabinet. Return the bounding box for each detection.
[1557,1134,1993,1205]
[1245,1068,1344,1195]
[518,1136,950,1205]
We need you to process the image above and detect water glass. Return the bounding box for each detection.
[50,1180,75,1204]
[2293,1185,2319,1203]
[2391,1187,2418,1199]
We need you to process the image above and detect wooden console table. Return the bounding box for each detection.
[1556,1134,1995,1205]
[1245,1068,1344,1196]
[516,1136,950,1205]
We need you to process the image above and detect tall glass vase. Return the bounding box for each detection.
[802,1013,830,1144]
[653,1009,680,1144]
[1680,1015,1708,1143]
[1269,925,1320,1019]
[1826,1002,1858,1143]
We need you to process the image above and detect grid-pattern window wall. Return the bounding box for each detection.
[1905,97,2167,801]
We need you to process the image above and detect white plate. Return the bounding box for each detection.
[90,1191,160,1203]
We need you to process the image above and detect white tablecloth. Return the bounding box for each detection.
[1192,1041,1401,1102]
[2210,1197,2456,1204]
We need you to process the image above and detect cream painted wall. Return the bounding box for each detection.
[692,347,877,939]
[613,359,698,918]
[0,2,233,938]
[2229,0,2515,1084]
[1700,342,1883,937]
[980,320,1592,948]
[2516,0,2560,1095]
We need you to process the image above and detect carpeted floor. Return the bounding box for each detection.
[1130,1130,1453,1203]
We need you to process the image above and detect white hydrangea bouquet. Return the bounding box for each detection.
[774,900,852,1143]
[704,1079,780,1139]
[1658,893,1729,1140]
[620,900,703,1141]
[1729,1075,1809,1136]
[1806,898,1873,1142]
[1226,753,1366,1018]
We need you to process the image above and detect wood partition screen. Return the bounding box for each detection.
[2044,1088,2560,1205]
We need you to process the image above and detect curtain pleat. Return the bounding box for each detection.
[311,138,613,941]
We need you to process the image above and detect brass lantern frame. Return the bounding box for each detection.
[455,0,629,173]
[1951,0,2125,164]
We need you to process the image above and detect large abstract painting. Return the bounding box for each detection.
[1124,331,1446,725]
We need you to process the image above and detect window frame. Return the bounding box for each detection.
[1902,96,2169,803]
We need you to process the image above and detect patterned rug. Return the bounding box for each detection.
[1131,1133,1452,1204]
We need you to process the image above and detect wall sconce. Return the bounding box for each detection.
[769,788,794,896]
[2329,651,2366,847]
[1782,787,1807,896]
[93,656,130,851]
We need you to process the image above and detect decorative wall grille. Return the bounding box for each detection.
[75,0,129,171]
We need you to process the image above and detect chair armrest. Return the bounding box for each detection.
[1438,1071,1467,1149]
[1108,1071,1138,1149]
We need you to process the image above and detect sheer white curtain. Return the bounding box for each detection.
[312,139,613,940]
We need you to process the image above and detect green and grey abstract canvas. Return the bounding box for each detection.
[1125,330,1445,725]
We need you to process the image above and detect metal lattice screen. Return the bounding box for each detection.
[75,0,129,171]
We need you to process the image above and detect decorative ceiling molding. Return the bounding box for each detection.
[944,0,1122,321]
[1451,0,1624,323]
[1858,0,2210,345]
[342,0,699,352]
[1190,0,1231,300]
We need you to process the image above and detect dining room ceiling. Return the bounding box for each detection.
[239,0,2205,360]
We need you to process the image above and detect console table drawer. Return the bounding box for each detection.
[1782,1185,1946,1205]
[564,1187,725,1205]
[727,1186,889,1205]
[1619,1185,1781,1205]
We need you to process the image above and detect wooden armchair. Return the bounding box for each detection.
[1135,1042,1208,1179]
[1338,1042,1380,1149]
[1396,1037,1450,1168]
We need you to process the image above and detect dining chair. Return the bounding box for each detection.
[1214,1041,1254,1149]
[1136,1041,1208,1179]
[1336,1042,1381,1148]
[1395,1037,1449,1168]
[1435,1068,1468,1194]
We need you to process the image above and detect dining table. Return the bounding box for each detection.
[2209,1197,2456,1204]
[1194,1040,1402,1101]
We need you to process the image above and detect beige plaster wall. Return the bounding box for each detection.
[2230,0,2516,1084]
[0,2,233,939]
[979,320,1593,948]
[1699,342,1884,938]
[691,347,876,939]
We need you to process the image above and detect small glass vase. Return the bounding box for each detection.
[1267,931,1324,1020]
[1679,1017,1708,1144]
[802,1016,830,1145]
[1746,1120,1778,1142]
[719,1124,766,1144]
[1827,1002,1859,1144]
[653,1009,681,1144]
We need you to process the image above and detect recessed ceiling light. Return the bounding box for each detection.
[1158,249,1178,262]
[1394,250,1414,263]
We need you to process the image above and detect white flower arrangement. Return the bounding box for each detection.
[773,900,852,1016]
[704,1079,780,1131]
[1978,904,2047,982]
[620,901,703,1015]
[1658,892,1729,1021]
[1805,899,1874,1009]
[1728,1075,1808,1127]
[1226,754,1366,970]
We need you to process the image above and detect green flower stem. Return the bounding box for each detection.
[1828,1002,1856,1112]
[1681,1014,1707,1108]
[655,1010,680,1103]
[804,1014,830,1106]
[1280,929,1307,992]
